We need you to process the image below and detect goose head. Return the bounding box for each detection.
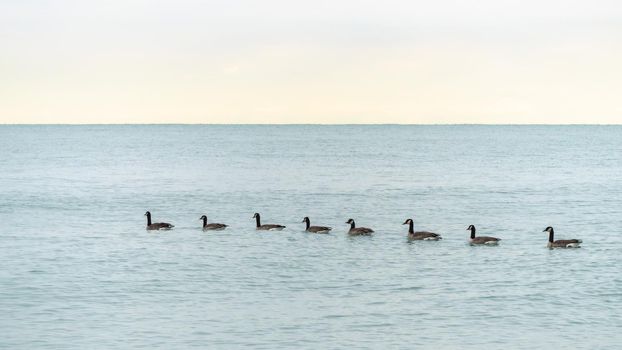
[402,219,413,225]
[199,215,207,220]
[543,226,554,233]
[252,213,259,219]
[345,218,354,224]
[144,211,151,217]
[302,217,310,223]
[467,224,475,230]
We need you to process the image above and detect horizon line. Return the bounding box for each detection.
[1,123,621,126]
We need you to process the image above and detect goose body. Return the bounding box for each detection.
[302,217,332,234]
[346,219,374,236]
[253,213,286,231]
[544,226,582,248]
[403,219,441,240]
[200,215,228,231]
[467,225,500,245]
[144,211,174,230]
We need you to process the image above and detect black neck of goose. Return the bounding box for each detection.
[255,215,261,227]
[305,220,310,230]
[408,221,414,234]
[350,221,356,230]
[470,226,476,239]
[202,217,208,228]
[146,214,152,226]
[548,230,554,243]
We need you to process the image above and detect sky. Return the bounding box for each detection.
[1,0,621,124]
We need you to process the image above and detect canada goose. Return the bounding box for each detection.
[302,217,332,234]
[467,224,500,245]
[345,219,374,236]
[144,211,174,230]
[543,226,582,248]
[253,213,285,231]
[402,219,441,240]
[199,215,228,231]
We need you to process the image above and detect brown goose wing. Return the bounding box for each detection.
[148,222,174,230]
[413,231,440,239]
[258,224,286,230]
[308,226,332,233]
[554,239,581,245]
[205,223,228,230]
[472,236,500,243]
[350,227,374,235]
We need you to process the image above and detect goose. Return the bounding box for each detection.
[253,213,286,231]
[302,217,332,234]
[467,224,500,245]
[402,219,441,240]
[345,218,374,236]
[543,226,582,248]
[199,215,228,231]
[144,211,174,230]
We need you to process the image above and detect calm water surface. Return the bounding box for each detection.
[1,125,621,349]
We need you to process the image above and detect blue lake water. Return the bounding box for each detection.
[1,125,621,349]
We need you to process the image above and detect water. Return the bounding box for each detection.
[1,125,621,349]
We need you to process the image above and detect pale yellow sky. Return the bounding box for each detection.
[1,0,621,124]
